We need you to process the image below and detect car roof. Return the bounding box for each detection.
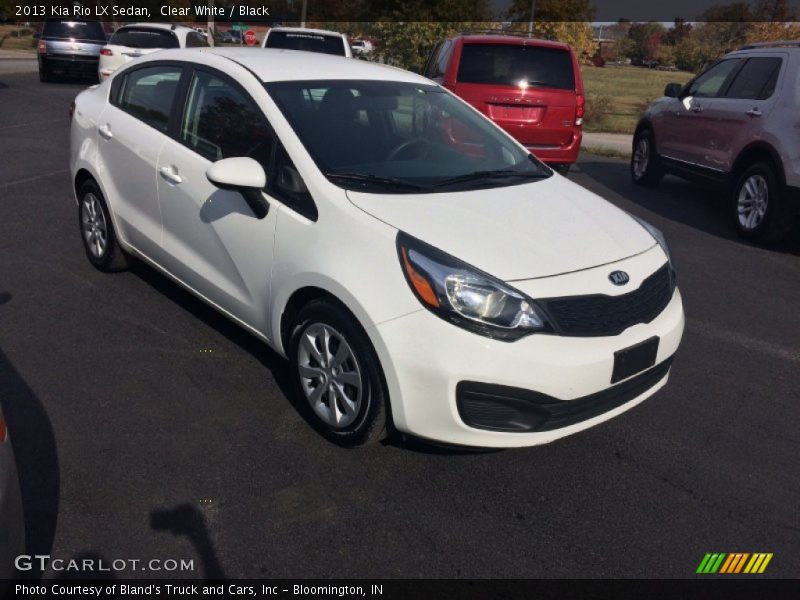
[116,23,196,33]
[268,26,346,38]
[456,34,572,51]
[168,47,430,84]
[729,40,800,54]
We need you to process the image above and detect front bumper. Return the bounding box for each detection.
[369,257,684,448]
[0,439,25,579]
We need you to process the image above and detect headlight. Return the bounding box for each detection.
[396,232,550,341]
[631,215,672,267]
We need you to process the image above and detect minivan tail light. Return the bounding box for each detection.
[100,48,113,56]
[0,414,7,443]
[575,94,585,126]
[38,39,47,54]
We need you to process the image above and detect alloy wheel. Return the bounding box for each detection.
[737,174,768,231]
[632,136,650,179]
[81,193,108,258]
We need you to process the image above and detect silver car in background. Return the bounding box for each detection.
[0,404,24,579]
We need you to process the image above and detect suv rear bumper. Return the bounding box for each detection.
[39,54,99,77]
[525,130,582,165]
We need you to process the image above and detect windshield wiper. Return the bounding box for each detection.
[433,169,550,188]
[325,172,428,192]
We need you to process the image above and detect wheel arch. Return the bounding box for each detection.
[731,142,786,187]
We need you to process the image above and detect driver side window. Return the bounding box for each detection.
[180,70,273,168]
[686,59,741,98]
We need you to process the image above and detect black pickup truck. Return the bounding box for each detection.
[36,19,107,82]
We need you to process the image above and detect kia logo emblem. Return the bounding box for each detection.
[609,271,630,286]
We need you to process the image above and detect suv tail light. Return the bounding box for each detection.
[69,101,76,123]
[0,413,7,443]
[575,94,585,126]
[38,39,47,54]
[100,48,113,56]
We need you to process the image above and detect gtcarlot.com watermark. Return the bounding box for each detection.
[15,554,195,573]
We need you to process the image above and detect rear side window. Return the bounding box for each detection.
[116,66,183,133]
[457,43,575,90]
[110,28,179,49]
[180,70,273,165]
[266,31,346,56]
[186,32,209,48]
[724,57,782,100]
[42,20,106,41]
[424,40,453,80]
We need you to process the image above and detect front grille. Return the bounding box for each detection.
[539,264,674,337]
[457,359,672,433]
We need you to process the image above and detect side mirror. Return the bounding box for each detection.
[206,157,269,219]
[664,83,682,98]
[277,165,308,195]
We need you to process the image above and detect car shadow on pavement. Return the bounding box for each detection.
[0,293,60,579]
[151,504,225,580]
[577,159,800,256]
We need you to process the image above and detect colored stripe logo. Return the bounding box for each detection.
[697,552,773,574]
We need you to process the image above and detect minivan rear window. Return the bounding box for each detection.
[42,20,106,42]
[457,44,575,90]
[109,28,179,49]
[266,31,346,56]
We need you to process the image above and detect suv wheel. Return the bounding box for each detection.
[78,180,128,272]
[732,162,794,243]
[288,300,388,447]
[631,128,664,187]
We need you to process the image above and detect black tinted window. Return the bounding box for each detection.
[725,57,782,100]
[457,44,575,90]
[186,32,209,48]
[42,20,105,41]
[117,66,182,133]
[266,31,346,56]
[110,28,179,49]
[181,71,273,164]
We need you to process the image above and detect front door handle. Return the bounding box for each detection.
[691,104,704,113]
[746,108,762,117]
[98,124,113,140]
[159,165,183,185]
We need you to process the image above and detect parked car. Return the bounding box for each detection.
[633,41,800,242]
[0,403,25,579]
[350,39,374,56]
[36,18,107,82]
[99,24,208,80]
[421,33,585,175]
[262,27,352,57]
[70,48,683,448]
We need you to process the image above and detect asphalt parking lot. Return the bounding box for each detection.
[1,67,799,580]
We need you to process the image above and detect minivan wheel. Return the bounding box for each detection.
[631,129,663,187]
[288,300,388,447]
[78,180,128,272]
[732,162,794,243]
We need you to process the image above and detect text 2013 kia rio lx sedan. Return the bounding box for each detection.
[69,48,684,448]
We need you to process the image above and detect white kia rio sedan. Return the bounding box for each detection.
[70,48,685,448]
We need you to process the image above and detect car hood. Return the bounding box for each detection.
[346,176,656,281]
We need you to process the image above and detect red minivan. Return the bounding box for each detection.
[423,34,584,174]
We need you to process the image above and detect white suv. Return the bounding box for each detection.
[262,27,352,57]
[632,41,800,242]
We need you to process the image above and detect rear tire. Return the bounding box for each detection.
[77,180,129,272]
[551,164,571,176]
[631,128,664,187]
[731,161,795,243]
[38,68,52,83]
[288,299,388,447]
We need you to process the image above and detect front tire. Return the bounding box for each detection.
[78,180,128,272]
[732,162,794,243]
[631,128,664,187]
[288,300,388,447]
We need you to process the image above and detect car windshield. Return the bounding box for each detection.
[266,31,346,56]
[42,20,106,42]
[265,80,551,193]
[457,44,575,90]
[110,28,179,49]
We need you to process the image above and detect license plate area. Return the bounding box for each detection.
[612,337,659,383]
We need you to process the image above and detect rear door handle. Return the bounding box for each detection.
[746,108,762,117]
[159,165,183,185]
[98,124,113,140]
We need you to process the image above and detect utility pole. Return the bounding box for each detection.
[527,0,535,38]
[300,0,308,28]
